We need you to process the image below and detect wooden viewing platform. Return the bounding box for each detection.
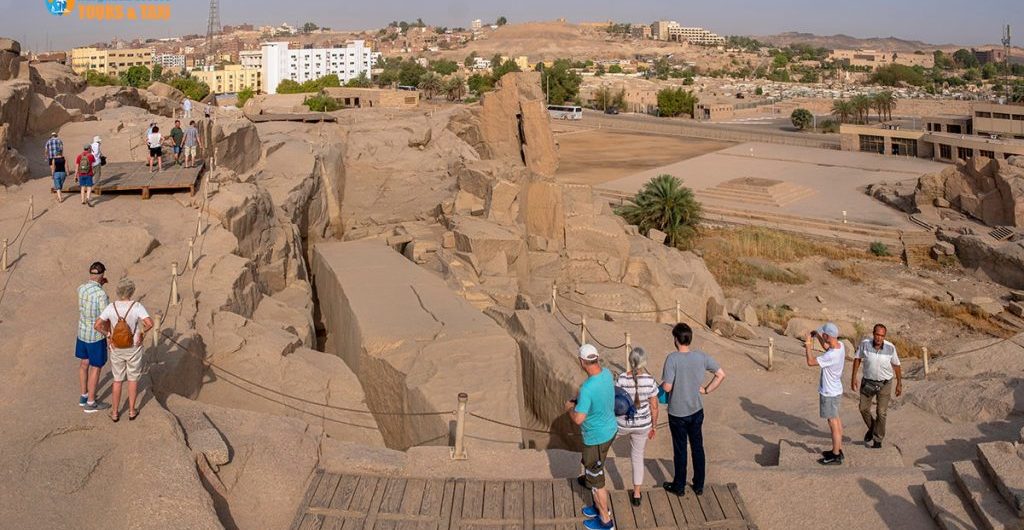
[64,159,205,199]
[291,471,757,530]
[248,112,338,123]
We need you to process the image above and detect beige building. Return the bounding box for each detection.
[828,49,935,69]
[322,87,419,108]
[192,65,261,94]
[648,20,724,45]
[840,102,1024,162]
[70,47,153,76]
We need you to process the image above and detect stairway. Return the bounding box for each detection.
[923,439,1024,530]
[695,179,817,208]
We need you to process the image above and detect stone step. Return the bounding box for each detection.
[697,186,817,208]
[952,460,1024,530]
[924,480,986,530]
[775,439,904,469]
[977,442,1024,518]
[703,207,905,240]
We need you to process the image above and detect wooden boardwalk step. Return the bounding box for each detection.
[290,472,758,530]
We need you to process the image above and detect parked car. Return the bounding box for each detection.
[604,106,619,115]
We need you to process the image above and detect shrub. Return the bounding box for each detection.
[235,87,254,108]
[869,242,889,257]
[303,94,340,112]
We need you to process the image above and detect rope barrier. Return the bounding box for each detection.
[470,411,670,437]
[0,201,40,311]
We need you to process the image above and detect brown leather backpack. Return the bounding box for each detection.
[110,302,136,349]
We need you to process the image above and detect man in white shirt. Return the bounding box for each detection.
[147,125,164,172]
[90,136,102,192]
[182,97,192,120]
[851,323,902,449]
[805,322,845,465]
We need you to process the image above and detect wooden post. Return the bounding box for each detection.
[624,332,631,370]
[550,283,557,314]
[170,262,180,306]
[187,237,196,270]
[195,210,202,239]
[675,300,681,323]
[213,147,218,171]
[922,347,929,378]
[768,337,775,371]
[29,195,34,219]
[581,315,587,345]
[152,314,161,348]
[450,392,469,460]
[1,238,7,272]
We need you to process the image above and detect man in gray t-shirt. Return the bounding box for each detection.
[661,323,726,497]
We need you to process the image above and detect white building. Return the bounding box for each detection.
[471,19,482,31]
[239,50,262,70]
[153,53,185,71]
[471,57,491,70]
[650,21,725,45]
[261,40,380,94]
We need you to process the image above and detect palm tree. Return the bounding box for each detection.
[871,93,886,122]
[615,174,702,249]
[831,99,854,124]
[850,94,872,124]
[417,73,443,100]
[875,90,896,121]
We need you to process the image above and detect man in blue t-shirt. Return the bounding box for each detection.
[565,344,616,530]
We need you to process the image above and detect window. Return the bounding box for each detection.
[957,147,973,160]
[939,144,952,159]
[892,138,917,157]
[859,135,885,154]
[976,111,992,118]
[993,113,1011,120]
[947,124,962,134]
[1013,115,1024,121]
[979,150,995,159]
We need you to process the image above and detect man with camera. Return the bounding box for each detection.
[850,324,902,449]
[805,322,845,465]
[565,344,617,530]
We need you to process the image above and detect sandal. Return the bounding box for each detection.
[110,412,120,423]
[128,410,139,421]
[631,492,642,506]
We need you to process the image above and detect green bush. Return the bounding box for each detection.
[236,87,255,108]
[85,70,119,87]
[869,242,890,257]
[303,94,340,112]
[818,119,839,133]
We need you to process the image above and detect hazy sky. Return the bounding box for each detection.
[3,0,1021,51]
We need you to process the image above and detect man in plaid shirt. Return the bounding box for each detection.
[76,262,110,413]
[44,132,63,164]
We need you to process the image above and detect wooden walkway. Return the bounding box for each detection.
[64,159,204,199]
[248,112,338,123]
[291,472,757,530]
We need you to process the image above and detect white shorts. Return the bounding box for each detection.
[110,346,144,382]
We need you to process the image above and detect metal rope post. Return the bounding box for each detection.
[170,262,180,306]
[768,337,775,371]
[214,147,218,171]
[451,392,468,460]
[922,347,929,379]
[581,315,587,344]
[550,283,557,314]
[195,210,203,239]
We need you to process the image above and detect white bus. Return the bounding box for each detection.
[547,105,583,120]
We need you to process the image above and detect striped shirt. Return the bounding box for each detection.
[615,372,658,430]
[77,281,109,343]
[45,137,63,159]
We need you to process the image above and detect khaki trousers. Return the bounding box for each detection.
[859,378,892,442]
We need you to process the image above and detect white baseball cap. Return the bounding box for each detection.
[578,344,599,361]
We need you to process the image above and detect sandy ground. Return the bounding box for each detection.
[600,142,945,227]
[553,128,732,186]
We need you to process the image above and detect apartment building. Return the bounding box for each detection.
[840,102,1024,162]
[153,53,186,71]
[192,64,261,94]
[239,50,262,70]
[70,47,153,76]
[261,40,380,94]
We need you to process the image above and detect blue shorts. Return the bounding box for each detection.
[53,171,66,190]
[75,338,108,367]
[173,145,181,154]
[78,175,94,187]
